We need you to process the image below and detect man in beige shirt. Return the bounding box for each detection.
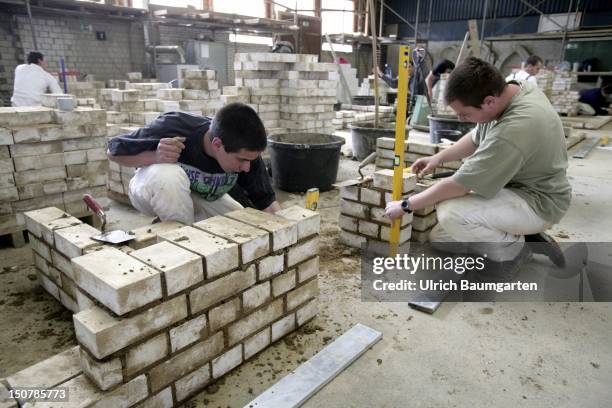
[386,57,570,278]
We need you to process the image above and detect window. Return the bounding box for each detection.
[229,33,273,46]
[273,0,315,17]
[213,0,265,17]
[321,0,353,34]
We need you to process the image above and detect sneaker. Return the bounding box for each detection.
[525,232,566,267]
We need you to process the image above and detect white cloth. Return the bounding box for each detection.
[11,63,63,106]
[430,188,552,262]
[505,70,537,85]
[128,163,243,225]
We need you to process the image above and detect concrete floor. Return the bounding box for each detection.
[1,126,611,407]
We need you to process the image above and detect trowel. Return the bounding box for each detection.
[83,194,135,244]
[333,151,377,188]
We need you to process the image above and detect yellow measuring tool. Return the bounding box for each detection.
[389,45,411,256]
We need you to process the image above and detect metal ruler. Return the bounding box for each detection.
[572,136,600,159]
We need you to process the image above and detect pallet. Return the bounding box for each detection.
[561,115,612,130]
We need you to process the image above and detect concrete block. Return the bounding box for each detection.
[190,265,256,314]
[169,314,208,353]
[372,169,417,193]
[338,214,358,232]
[340,200,368,219]
[125,332,169,376]
[127,221,184,250]
[242,281,270,311]
[158,226,238,279]
[148,331,224,393]
[130,241,203,296]
[296,298,317,325]
[358,220,379,238]
[174,364,210,402]
[194,216,269,264]
[244,328,270,360]
[272,314,295,342]
[287,237,319,267]
[73,295,188,359]
[54,223,101,259]
[6,346,80,391]
[272,269,296,297]
[212,345,242,379]
[72,247,162,315]
[227,299,283,345]
[225,207,297,251]
[79,349,123,391]
[297,256,318,283]
[286,279,318,310]
[257,254,284,281]
[276,205,320,240]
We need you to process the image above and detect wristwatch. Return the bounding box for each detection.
[401,198,412,213]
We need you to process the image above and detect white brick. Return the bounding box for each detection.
[287,237,319,267]
[174,364,210,402]
[54,223,102,259]
[225,207,297,251]
[340,200,368,219]
[227,299,283,345]
[380,224,412,243]
[244,328,270,359]
[169,314,208,353]
[135,387,173,408]
[372,169,417,193]
[360,188,382,206]
[358,220,379,238]
[71,247,162,315]
[272,269,296,297]
[125,333,169,376]
[296,298,317,325]
[189,265,256,313]
[130,241,203,296]
[79,349,123,391]
[194,216,269,264]
[276,205,320,240]
[272,314,295,342]
[257,254,284,280]
[286,279,318,310]
[340,186,359,201]
[212,345,242,379]
[158,226,238,279]
[339,214,358,232]
[370,206,412,226]
[242,281,270,311]
[297,256,318,282]
[209,297,240,331]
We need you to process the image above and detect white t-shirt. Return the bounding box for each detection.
[505,69,537,85]
[11,63,63,106]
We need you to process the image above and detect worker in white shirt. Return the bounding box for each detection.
[11,51,63,107]
[504,55,543,85]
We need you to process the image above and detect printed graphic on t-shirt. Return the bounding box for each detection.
[178,163,238,201]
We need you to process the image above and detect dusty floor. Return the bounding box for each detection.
[1,127,611,407]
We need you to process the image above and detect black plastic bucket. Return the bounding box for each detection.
[428,114,475,144]
[349,122,406,161]
[267,133,345,192]
[431,129,464,143]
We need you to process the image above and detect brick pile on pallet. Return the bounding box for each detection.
[335,104,396,129]
[374,137,462,175]
[338,169,439,249]
[227,53,338,135]
[0,97,108,241]
[13,205,320,407]
[535,69,553,98]
[549,71,579,116]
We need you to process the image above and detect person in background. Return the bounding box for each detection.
[578,84,611,116]
[504,55,543,85]
[11,51,63,107]
[426,59,455,100]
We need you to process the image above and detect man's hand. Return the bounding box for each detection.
[411,155,440,178]
[156,137,186,164]
[385,200,406,220]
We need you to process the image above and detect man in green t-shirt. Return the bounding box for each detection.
[386,57,571,277]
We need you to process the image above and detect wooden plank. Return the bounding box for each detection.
[468,20,481,58]
[244,324,382,408]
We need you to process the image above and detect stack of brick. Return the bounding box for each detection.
[180,69,224,116]
[338,169,439,249]
[535,69,553,98]
[374,137,462,174]
[357,75,389,103]
[0,99,108,238]
[21,205,320,407]
[105,125,139,203]
[332,110,356,130]
[128,82,169,99]
[433,73,456,116]
[69,79,106,108]
[549,71,579,115]
[337,104,395,128]
[230,53,338,135]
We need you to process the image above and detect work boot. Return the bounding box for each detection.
[475,244,533,283]
[525,232,566,267]
[151,216,161,224]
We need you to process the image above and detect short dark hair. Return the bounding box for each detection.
[209,102,267,153]
[444,57,506,108]
[526,55,543,67]
[27,51,44,65]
